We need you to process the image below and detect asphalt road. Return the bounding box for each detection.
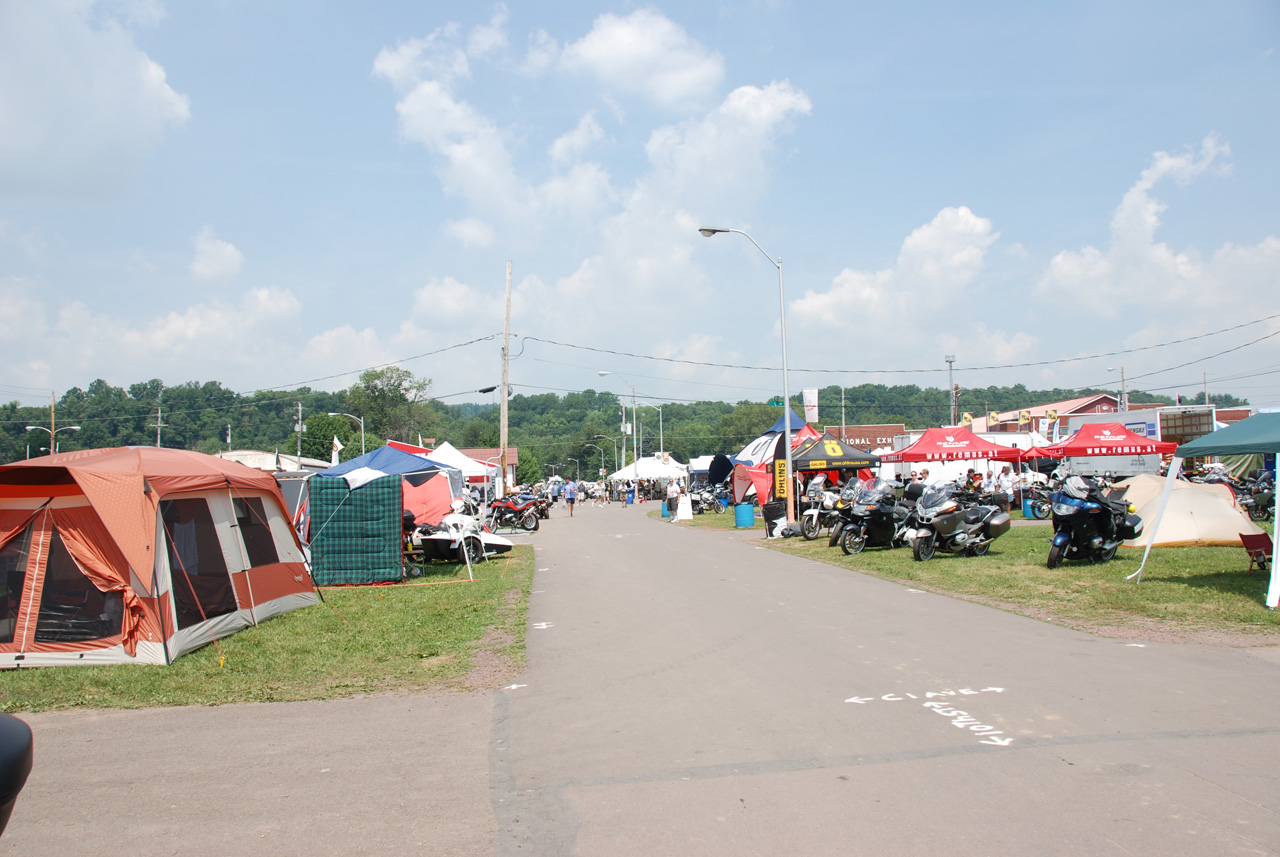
[5,498,1279,855]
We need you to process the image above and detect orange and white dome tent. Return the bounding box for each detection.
[0,447,319,667]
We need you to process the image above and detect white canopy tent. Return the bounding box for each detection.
[608,455,688,482]
[423,441,497,479]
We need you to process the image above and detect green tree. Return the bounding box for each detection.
[344,367,432,441]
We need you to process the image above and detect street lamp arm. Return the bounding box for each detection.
[698,227,780,270]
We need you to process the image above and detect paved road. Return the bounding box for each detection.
[5,499,1279,855]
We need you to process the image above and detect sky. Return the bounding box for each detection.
[2,0,1279,416]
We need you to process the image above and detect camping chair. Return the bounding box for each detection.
[1239,532,1273,574]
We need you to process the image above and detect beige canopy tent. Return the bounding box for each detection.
[1117,475,1264,548]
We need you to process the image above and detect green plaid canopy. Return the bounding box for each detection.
[308,474,404,585]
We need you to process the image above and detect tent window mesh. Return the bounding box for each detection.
[0,525,32,645]
[161,499,238,630]
[34,530,123,643]
[234,497,279,568]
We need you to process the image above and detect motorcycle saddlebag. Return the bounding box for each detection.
[1118,514,1143,541]
[986,511,1012,539]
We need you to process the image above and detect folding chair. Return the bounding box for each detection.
[1240,532,1273,574]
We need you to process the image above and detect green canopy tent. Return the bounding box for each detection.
[1130,412,1279,608]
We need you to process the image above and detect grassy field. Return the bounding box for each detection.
[0,546,535,713]
[665,508,1278,638]
[769,524,1278,637]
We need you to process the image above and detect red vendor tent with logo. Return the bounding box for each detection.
[882,427,1022,463]
[1036,423,1177,458]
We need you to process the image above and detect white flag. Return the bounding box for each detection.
[330,435,345,465]
[802,388,819,424]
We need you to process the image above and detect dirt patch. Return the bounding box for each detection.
[459,588,526,689]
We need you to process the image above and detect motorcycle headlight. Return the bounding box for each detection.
[1051,500,1078,516]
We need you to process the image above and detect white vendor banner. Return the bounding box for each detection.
[802,388,819,424]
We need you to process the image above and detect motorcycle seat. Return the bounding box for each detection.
[963,508,986,524]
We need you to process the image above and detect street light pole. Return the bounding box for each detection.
[25,424,80,455]
[585,444,605,478]
[598,371,638,477]
[640,403,664,456]
[593,435,619,473]
[569,457,580,481]
[698,227,796,524]
[327,413,366,455]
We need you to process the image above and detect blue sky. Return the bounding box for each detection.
[2,1,1279,414]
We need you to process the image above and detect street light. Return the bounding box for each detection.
[1107,367,1127,412]
[327,413,365,455]
[638,403,664,456]
[568,457,580,481]
[593,435,619,473]
[698,226,796,523]
[585,444,605,478]
[26,424,80,455]
[597,371,638,476]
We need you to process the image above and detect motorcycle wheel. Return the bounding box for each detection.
[458,535,486,565]
[520,512,540,532]
[969,542,990,557]
[801,515,820,540]
[1248,504,1269,522]
[840,527,867,555]
[1031,499,1051,520]
[1046,542,1065,569]
[714,500,726,514]
[912,533,936,562]
[1096,544,1118,563]
[828,526,844,548]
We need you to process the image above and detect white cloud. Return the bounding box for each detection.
[521,28,559,76]
[372,24,469,93]
[550,113,604,165]
[0,0,189,198]
[190,226,244,280]
[444,217,495,248]
[467,5,509,59]
[560,10,725,110]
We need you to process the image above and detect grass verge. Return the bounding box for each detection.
[758,523,1279,641]
[0,546,535,713]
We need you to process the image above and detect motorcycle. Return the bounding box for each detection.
[835,477,913,555]
[409,499,515,566]
[486,494,541,532]
[1244,469,1275,522]
[800,474,842,539]
[1046,476,1143,568]
[905,484,1012,561]
[1022,482,1052,520]
[691,487,727,515]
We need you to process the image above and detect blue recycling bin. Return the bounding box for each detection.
[626,489,635,504]
[1021,497,1035,518]
[661,502,670,517]
[734,503,755,528]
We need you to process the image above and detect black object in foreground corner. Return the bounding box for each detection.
[0,712,33,838]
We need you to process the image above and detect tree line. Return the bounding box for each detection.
[0,369,1245,482]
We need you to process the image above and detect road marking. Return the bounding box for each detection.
[846,686,1012,748]
[533,622,554,629]
[906,589,925,593]
[1126,643,1145,647]
[504,684,527,690]
[538,567,549,571]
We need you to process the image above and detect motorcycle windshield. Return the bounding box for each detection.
[917,485,955,511]
[806,474,828,499]
[857,478,893,505]
[840,479,863,502]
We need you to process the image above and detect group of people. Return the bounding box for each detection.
[905,465,1017,512]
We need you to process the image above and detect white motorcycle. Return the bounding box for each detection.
[409,499,514,568]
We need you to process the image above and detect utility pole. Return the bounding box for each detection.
[498,260,512,499]
[148,407,167,448]
[226,424,232,452]
[841,387,846,437]
[296,402,303,467]
[945,355,957,425]
[1203,372,1210,408]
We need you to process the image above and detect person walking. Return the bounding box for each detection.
[666,478,680,522]
[564,478,578,517]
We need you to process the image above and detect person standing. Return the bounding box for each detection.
[564,478,578,517]
[997,465,1015,512]
[666,478,680,522]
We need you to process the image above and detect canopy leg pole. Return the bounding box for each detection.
[1128,456,1182,583]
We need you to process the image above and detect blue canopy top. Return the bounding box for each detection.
[766,407,807,435]
[315,446,449,478]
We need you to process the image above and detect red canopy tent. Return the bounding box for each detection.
[1036,423,1176,458]
[882,427,1022,463]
